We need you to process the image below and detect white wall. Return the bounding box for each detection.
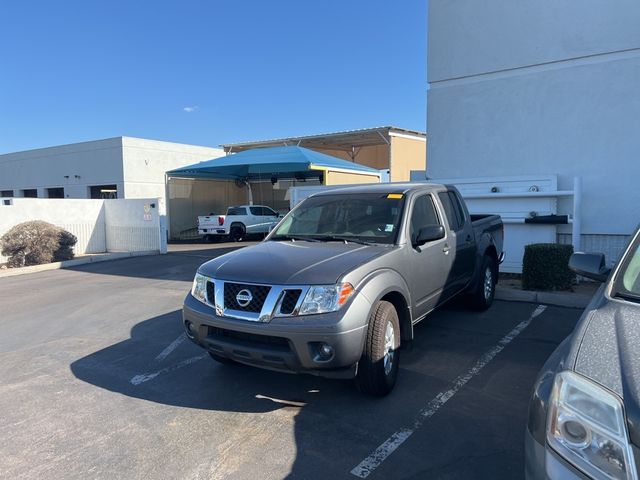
[0,138,124,199]
[121,137,223,199]
[103,198,162,252]
[427,1,640,243]
[0,199,106,263]
[0,136,224,202]
[0,198,165,265]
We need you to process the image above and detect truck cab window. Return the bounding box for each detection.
[410,195,440,243]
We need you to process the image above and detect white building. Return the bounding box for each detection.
[425,0,640,262]
[0,137,223,200]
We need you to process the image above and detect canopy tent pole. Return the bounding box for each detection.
[245,180,253,205]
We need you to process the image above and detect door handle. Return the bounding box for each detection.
[443,244,451,255]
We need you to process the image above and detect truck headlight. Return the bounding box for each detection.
[299,283,354,315]
[191,273,209,305]
[547,371,638,480]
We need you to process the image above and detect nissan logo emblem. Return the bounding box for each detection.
[236,289,253,307]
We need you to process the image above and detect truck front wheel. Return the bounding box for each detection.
[468,255,497,311]
[356,300,401,396]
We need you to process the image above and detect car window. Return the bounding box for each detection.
[263,207,277,216]
[448,191,466,227]
[249,207,262,216]
[410,195,440,244]
[271,193,405,245]
[437,192,460,231]
[620,241,640,297]
[227,207,246,216]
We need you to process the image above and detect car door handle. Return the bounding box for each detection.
[465,235,473,243]
[443,244,451,255]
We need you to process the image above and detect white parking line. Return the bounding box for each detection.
[129,354,207,386]
[154,333,187,362]
[350,304,547,478]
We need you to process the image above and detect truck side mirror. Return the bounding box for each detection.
[414,225,445,247]
[569,252,611,282]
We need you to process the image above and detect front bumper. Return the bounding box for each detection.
[182,292,370,379]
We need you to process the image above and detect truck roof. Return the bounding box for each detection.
[312,182,446,197]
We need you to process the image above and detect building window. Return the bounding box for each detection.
[22,189,38,198]
[46,187,65,198]
[0,190,13,197]
[89,185,118,199]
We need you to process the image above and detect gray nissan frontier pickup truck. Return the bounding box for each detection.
[183,183,504,395]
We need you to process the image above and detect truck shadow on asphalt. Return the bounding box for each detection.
[69,301,557,479]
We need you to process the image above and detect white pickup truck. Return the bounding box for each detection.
[197,205,282,242]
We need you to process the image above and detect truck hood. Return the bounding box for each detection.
[574,299,640,446]
[198,240,391,285]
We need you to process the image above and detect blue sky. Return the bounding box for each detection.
[0,1,426,153]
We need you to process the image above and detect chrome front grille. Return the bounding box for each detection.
[223,282,271,313]
[210,280,309,322]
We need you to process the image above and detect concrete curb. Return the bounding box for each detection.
[0,251,160,278]
[495,285,591,309]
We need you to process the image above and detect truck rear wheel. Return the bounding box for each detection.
[468,255,497,311]
[229,224,245,242]
[356,300,400,396]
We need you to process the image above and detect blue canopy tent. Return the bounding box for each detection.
[166,145,381,182]
[165,146,380,239]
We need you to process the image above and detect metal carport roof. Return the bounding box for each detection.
[166,145,381,180]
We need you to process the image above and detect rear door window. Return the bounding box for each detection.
[437,192,461,231]
[227,207,247,216]
[448,191,466,228]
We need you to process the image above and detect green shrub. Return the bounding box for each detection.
[522,243,575,291]
[0,221,77,268]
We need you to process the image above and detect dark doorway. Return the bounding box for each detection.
[21,189,37,198]
[90,185,118,199]
[46,187,65,198]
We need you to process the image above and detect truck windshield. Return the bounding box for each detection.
[270,193,405,245]
[613,234,640,302]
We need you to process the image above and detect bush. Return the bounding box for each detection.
[0,221,77,268]
[522,243,575,291]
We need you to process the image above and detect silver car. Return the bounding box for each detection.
[526,224,640,479]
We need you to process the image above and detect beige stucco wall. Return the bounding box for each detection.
[325,171,380,186]
[315,145,391,171]
[389,136,427,182]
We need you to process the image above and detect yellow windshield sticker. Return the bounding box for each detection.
[387,193,403,199]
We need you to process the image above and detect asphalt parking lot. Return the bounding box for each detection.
[0,243,583,480]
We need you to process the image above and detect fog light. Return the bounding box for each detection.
[184,320,197,339]
[311,342,334,362]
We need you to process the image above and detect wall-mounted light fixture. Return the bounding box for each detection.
[74,175,81,179]
[63,175,69,179]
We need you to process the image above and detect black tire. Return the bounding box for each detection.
[208,352,236,365]
[356,300,401,396]
[467,255,497,311]
[229,223,245,242]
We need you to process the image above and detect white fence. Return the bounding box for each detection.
[0,198,166,264]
